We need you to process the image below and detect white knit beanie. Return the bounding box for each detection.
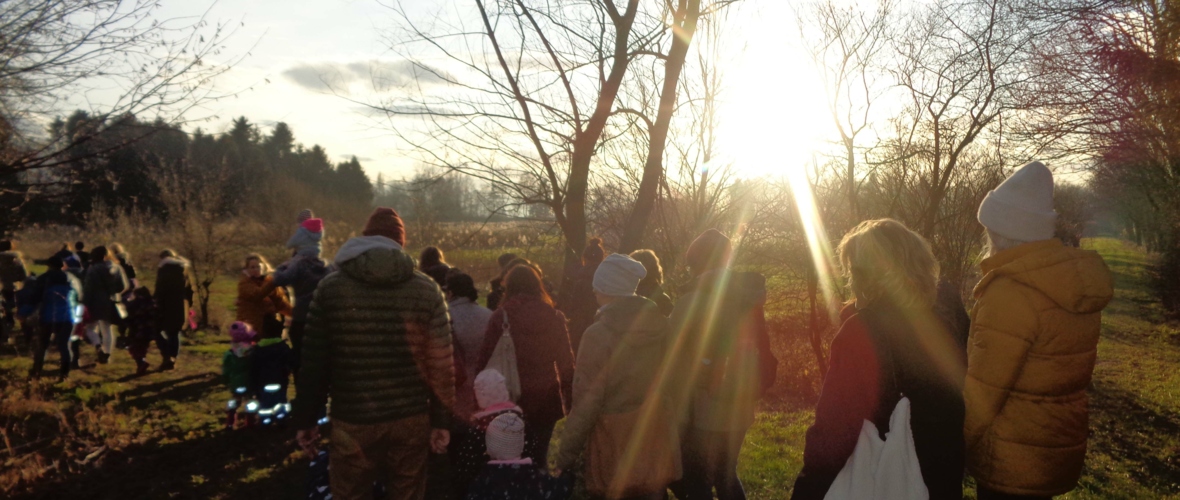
[474,369,510,409]
[978,161,1057,242]
[485,413,526,461]
[592,253,647,297]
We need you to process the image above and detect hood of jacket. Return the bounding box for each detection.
[975,239,1113,315]
[596,295,668,346]
[334,235,417,286]
[159,256,189,269]
[683,269,767,310]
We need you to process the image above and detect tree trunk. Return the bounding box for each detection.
[808,267,828,377]
[618,0,701,253]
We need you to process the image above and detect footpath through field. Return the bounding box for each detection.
[0,237,1177,499]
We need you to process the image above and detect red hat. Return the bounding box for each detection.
[685,228,732,273]
[363,207,406,246]
[301,218,323,233]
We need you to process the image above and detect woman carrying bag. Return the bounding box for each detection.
[791,219,967,500]
[476,264,575,465]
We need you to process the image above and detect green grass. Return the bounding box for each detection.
[2,237,1179,498]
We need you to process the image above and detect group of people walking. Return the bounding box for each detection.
[0,240,194,379]
[0,161,1115,500]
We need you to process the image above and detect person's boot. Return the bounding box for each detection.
[224,410,238,430]
[97,352,110,364]
[159,358,175,371]
[135,359,149,376]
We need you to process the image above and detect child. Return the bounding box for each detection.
[454,369,526,496]
[222,321,258,430]
[124,287,157,376]
[251,318,294,427]
[465,413,573,500]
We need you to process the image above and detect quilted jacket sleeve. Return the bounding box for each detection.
[964,281,1039,453]
[409,289,455,429]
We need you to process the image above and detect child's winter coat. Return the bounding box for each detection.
[222,343,255,391]
[125,295,158,343]
[251,337,293,407]
[464,460,573,500]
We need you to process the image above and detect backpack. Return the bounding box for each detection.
[485,312,522,402]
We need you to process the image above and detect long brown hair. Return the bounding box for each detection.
[503,265,553,307]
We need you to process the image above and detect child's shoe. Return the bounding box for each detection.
[224,410,238,430]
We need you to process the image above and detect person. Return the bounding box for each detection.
[74,242,91,272]
[125,287,159,376]
[223,321,258,430]
[82,246,130,365]
[964,162,1114,500]
[293,207,456,500]
[554,254,681,500]
[0,239,28,342]
[790,219,967,499]
[666,229,777,500]
[252,316,294,426]
[269,217,329,374]
[109,243,138,349]
[560,238,606,354]
[454,369,526,497]
[419,246,451,287]
[476,265,575,465]
[629,249,674,317]
[23,256,82,380]
[235,253,292,336]
[154,249,193,370]
[486,253,518,311]
[464,412,574,500]
[447,271,495,420]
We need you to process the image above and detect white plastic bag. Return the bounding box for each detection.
[823,396,929,500]
[484,313,521,402]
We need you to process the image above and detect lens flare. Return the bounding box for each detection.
[786,159,841,322]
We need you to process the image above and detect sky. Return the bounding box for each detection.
[128,0,834,181]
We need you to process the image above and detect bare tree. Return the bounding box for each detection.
[0,0,243,232]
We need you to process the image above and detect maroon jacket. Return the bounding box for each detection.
[477,294,575,426]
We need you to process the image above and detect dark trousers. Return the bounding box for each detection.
[156,326,181,360]
[669,427,748,500]
[289,321,306,372]
[1,288,14,340]
[524,420,557,466]
[32,322,74,377]
[977,487,1051,500]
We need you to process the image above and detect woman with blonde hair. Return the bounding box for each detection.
[629,249,673,317]
[235,254,291,336]
[792,219,966,500]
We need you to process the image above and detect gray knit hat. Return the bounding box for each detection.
[485,413,526,461]
[297,209,314,223]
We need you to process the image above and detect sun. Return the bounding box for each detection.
[714,4,832,179]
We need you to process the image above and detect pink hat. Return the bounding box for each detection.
[229,321,256,343]
[301,218,324,234]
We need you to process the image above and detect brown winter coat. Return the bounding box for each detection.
[965,239,1113,496]
[476,294,575,427]
[236,274,292,333]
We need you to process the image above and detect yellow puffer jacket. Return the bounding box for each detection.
[964,239,1113,496]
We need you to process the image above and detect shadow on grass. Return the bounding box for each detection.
[9,427,307,500]
[116,375,222,412]
[1088,374,1180,495]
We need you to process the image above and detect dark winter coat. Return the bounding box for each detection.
[0,251,28,290]
[487,278,505,311]
[560,263,600,353]
[421,262,451,287]
[154,257,193,331]
[29,269,82,324]
[636,281,674,317]
[667,270,777,432]
[791,301,967,500]
[465,461,574,500]
[554,296,676,471]
[252,337,293,395]
[271,255,329,324]
[125,295,158,342]
[292,236,455,430]
[476,294,575,428]
[82,261,129,323]
[115,253,138,284]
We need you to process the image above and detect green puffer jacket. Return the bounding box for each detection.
[292,236,455,429]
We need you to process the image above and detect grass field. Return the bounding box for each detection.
[1,237,1177,498]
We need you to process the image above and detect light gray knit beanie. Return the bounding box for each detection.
[978,161,1057,242]
[485,413,526,461]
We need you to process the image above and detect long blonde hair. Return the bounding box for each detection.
[243,253,272,275]
[838,219,940,309]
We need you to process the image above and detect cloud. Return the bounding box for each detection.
[282,60,451,95]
